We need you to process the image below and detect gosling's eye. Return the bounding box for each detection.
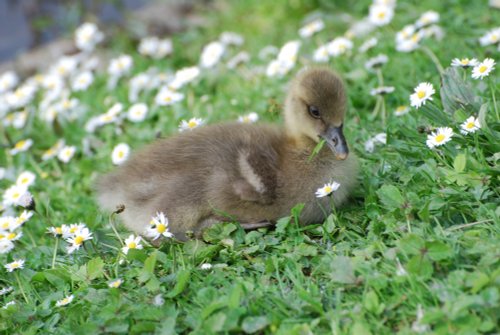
[308,105,321,119]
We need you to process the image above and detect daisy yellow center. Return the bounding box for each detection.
[417,90,426,99]
[164,96,172,102]
[55,227,63,234]
[11,263,20,269]
[396,106,406,112]
[70,227,78,233]
[110,281,121,288]
[435,134,446,143]
[324,186,332,193]
[102,115,113,122]
[118,151,124,158]
[0,234,5,239]
[1,223,9,229]
[466,122,475,129]
[149,219,155,226]
[460,59,469,65]
[157,224,166,233]
[479,65,487,73]
[12,192,21,199]
[15,141,26,150]
[188,120,197,128]
[45,148,55,156]
[7,233,16,240]
[128,242,137,249]
[377,11,386,19]
[60,298,70,304]
[74,236,84,245]
[20,177,29,184]
[411,34,419,42]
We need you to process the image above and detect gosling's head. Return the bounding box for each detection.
[284,67,349,160]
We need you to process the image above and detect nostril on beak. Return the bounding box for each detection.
[332,138,338,146]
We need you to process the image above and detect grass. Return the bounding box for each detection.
[1,0,499,334]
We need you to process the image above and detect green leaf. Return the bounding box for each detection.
[426,241,452,261]
[166,269,191,298]
[398,234,425,255]
[241,316,269,334]
[376,185,404,210]
[466,272,490,293]
[86,257,104,280]
[363,291,381,315]
[440,67,482,115]
[275,216,291,234]
[453,154,466,173]
[308,139,326,162]
[328,256,356,284]
[407,255,433,278]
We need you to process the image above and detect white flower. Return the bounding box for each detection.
[146,212,174,240]
[2,231,22,242]
[66,227,92,254]
[10,138,33,155]
[169,67,200,90]
[394,105,410,116]
[129,73,151,101]
[5,84,36,109]
[426,127,453,149]
[327,37,353,57]
[10,110,28,129]
[359,37,378,53]
[415,11,440,28]
[370,86,395,96]
[3,184,28,207]
[479,27,500,46]
[51,56,78,77]
[460,116,481,134]
[451,58,479,67]
[220,32,244,46]
[365,54,388,71]
[57,146,76,163]
[200,263,213,270]
[0,286,13,296]
[112,143,130,165]
[48,226,64,237]
[313,45,330,62]
[17,193,34,209]
[122,234,143,254]
[72,71,94,91]
[471,58,496,80]
[108,55,133,78]
[16,171,36,188]
[200,41,225,68]
[75,22,104,51]
[3,301,16,309]
[0,71,18,93]
[0,217,16,231]
[238,112,259,123]
[395,258,407,277]
[0,168,5,180]
[138,37,173,59]
[62,223,87,238]
[364,133,387,153]
[5,259,25,272]
[299,19,325,38]
[127,103,148,122]
[0,240,15,254]
[410,82,435,108]
[179,118,204,132]
[369,4,394,26]
[42,139,65,161]
[411,305,430,333]
[227,51,250,69]
[155,87,184,106]
[108,279,123,288]
[396,25,416,43]
[56,294,74,307]
[315,181,341,198]
[153,294,165,306]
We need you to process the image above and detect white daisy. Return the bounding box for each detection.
[169,67,200,90]
[0,71,18,93]
[72,71,94,91]
[200,263,213,270]
[370,86,395,96]
[138,37,173,59]
[66,227,93,254]
[0,240,15,254]
[200,41,225,68]
[327,37,353,57]
[364,133,387,153]
[0,286,13,296]
[62,223,87,239]
[42,139,65,161]
[15,210,33,225]
[220,31,244,46]
[395,258,407,276]
[129,73,150,102]
[3,184,28,207]
[315,181,341,198]
[227,51,250,69]
[56,294,74,307]
[122,235,143,254]
[146,212,174,240]
[179,118,204,132]
[238,112,259,123]
[298,19,325,38]
[9,138,33,155]
[16,171,36,188]
[394,105,410,116]
[479,27,500,46]
[155,87,184,106]
[365,54,389,71]
[5,84,36,109]
[75,22,104,51]
[0,217,16,231]
[127,103,148,122]
[3,231,22,242]
[410,82,435,108]
[426,127,453,149]
[460,116,481,134]
[5,259,25,272]
[108,55,133,78]
[48,226,64,237]
[51,56,78,77]
[312,45,330,62]
[359,37,378,53]
[3,301,16,309]
[415,11,440,28]
[108,279,123,288]
[471,58,496,80]
[451,58,479,67]
[57,146,76,163]
[369,4,394,26]
[111,143,130,165]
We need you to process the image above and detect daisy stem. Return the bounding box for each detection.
[51,238,59,269]
[14,272,30,304]
[421,46,444,74]
[109,213,124,246]
[381,97,387,127]
[490,83,499,121]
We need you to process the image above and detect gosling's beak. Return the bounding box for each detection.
[321,125,349,160]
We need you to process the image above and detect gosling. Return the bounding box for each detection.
[96,67,359,240]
